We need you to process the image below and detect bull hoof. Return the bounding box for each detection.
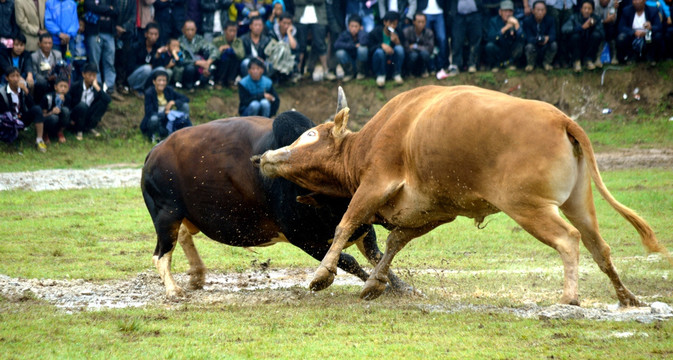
[166,285,186,299]
[360,278,387,301]
[309,266,335,291]
[618,292,643,307]
[187,267,206,290]
[559,295,580,306]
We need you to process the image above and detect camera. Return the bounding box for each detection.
[536,34,545,44]
[387,26,395,33]
[645,30,652,43]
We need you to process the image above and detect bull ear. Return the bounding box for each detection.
[332,107,349,137]
[336,86,348,114]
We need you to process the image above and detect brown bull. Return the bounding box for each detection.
[256,85,670,306]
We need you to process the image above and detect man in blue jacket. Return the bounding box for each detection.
[616,0,663,64]
[44,0,79,54]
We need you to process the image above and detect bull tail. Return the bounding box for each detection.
[566,120,672,264]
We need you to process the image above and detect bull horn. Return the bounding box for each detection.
[336,86,348,115]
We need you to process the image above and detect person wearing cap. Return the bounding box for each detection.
[562,0,605,72]
[65,62,111,140]
[485,0,525,71]
[140,69,190,141]
[523,0,558,71]
[238,57,279,117]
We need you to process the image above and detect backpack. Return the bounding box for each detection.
[0,111,24,143]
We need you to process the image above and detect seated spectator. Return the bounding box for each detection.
[403,12,434,77]
[645,0,671,60]
[240,16,272,76]
[452,0,483,73]
[523,1,557,71]
[44,0,79,55]
[0,67,44,150]
[71,19,88,83]
[213,21,246,89]
[238,57,279,117]
[141,70,191,141]
[485,0,524,72]
[267,12,299,81]
[368,11,405,87]
[265,0,286,32]
[65,63,111,140]
[562,0,605,72]
[616,0,663,64]
[31,33,63,104]
[334,14,369,81]
[178,20,219,91]
[127,23,165,97]
[201,0,235,43]
[40,76,69,143]
[159,38,185,87]
[0,34,34,90]
[594,0,619,66]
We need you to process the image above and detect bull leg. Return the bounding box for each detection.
[360,225,436,301]
[177,223,206,290]
[508,206,582,305]
[152,215,185,298]
[310,180,405,292]
[356,229,414,294]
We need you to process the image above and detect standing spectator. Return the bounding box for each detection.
[14,0,47,52]
[187,0,202,31]
[293,0,334,81]
[403,12,435,77]
[71,18,87,83]
[84,0,121,99]
[616,0,663,64]
[201,0,234,43]
[178,19,219,91]
[378,0,417,26]
[154,0,187,45]
[65,62,111,140]
[44,0,79,54]
[544,0,576,68]
[0,0,19,45]
[141,70,191,141]
[418,0,451,78]
[237,57,279,117]
[346,0,376,33]
[0,66,44,150]
[40,76,69,143]
[562,0,604,72]
[594,0,619,66]
[114,0,137,95]
[137,0,157,33]
[31,33,62,104]
[213,21,245,88]
[484,0,524,71]
[237,0,268,27]
[127,22,164,96]
[452,0,483,73]
[334,14,369,81]
[0,34,34,89]
[368,11,405,87]
[240,16,272,74]
[523,1,557,71]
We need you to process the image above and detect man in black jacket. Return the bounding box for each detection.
[0,66,44,150]
[616,0,662,64]
[65,63,111,140]
[522,0,557,71]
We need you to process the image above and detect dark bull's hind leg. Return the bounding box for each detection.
[152,215,185,298]
[357,229,415,295]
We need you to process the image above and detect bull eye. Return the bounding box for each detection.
[307,130,317,137]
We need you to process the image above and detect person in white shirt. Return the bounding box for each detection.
[64,63,111,140]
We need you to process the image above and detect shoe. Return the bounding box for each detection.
[525,65,534,72]
[649,61,657,67]
[57,131,66,143]
[468,65,477,73]
[491,67,499,73]
[208,79,215,87]
[342,75,353,82]
[447,65,459,76]
[324,72,336,81]
[356,73,365,80]
[290,72,302,84]
[610,57,619,65]
[421,71,429,78]
[574,60,582,73]
[90,129,101,137]
[335,64,345,78]
[594,58,603,68]
[76,131,83,141]
[36,139,47,153]
[507,65,517,71]
[376,75,385,87]
[585,60,595,70]
[175,82,183,88]
[393,74,403,84]
[543,63,553,71]
[436,68,449,80]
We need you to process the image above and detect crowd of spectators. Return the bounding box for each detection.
[1,0,673,150]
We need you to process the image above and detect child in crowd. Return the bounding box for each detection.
[238,57,279,117]
[159,38,185,87]
[40,77,70,144]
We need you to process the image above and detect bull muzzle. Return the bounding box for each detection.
[250,149,291,177]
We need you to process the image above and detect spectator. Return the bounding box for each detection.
[187,0,202,31]
[213,21,245,88]
[346,0,376,33]
[645,0,671,59]
[403,12,435,77]
[293,0,335,81]
[0,33,34,89]
[178,19,219,91]
[452,0,483,74]
[40,76,69,143]
[265,0,286,32]
[484,0,524,72]
[14,0,47,53]
[31,33,63,104]
[114,0,137,95]
[137,0,157,32]
[237,0,268,27]
[418,0,452,78]
[44,0,79,54]
[159,38,185,86]
[334,14,369,81]
[65,62,111,140]
[267,11,299,80]
[84,0,121,100]
[0,66,44,150]
[71,18,87,83]
[238,57,279,117]
[127,22,165,96]
[545,0,576,68]
[616,0,663,64]
[368,10,405,87]
[0,0,19,44]
[201,0,234,43]
[594,0,619,66]
[154,0,187,45]
[523,1,557,71]
[240,16,272,75]
[141,70,191,141]
[562,0,604,72]
[377,0,417,26]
